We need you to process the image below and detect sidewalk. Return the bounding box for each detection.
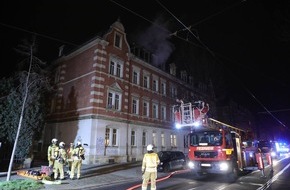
[0,161,166,190]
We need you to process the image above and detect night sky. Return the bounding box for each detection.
[1,0,290,140]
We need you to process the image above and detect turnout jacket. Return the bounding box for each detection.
[142,152,160,172]
[72,146,85,161]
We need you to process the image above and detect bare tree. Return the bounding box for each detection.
[0,38,51,181]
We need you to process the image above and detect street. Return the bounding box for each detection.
[91,155,290,190]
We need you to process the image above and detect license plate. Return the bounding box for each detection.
[201,163,211,167]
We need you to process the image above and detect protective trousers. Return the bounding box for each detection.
[54,160,65,179]
[70,160,82,179]
[142,171,157,190]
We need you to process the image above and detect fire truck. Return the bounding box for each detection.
[173,100,261,180]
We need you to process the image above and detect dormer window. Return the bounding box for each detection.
[170,63,176,76]
[114,32,122,49]
[181,70,187,82]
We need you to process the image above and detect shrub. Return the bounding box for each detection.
[0,179,44,190]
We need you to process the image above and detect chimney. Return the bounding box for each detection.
[169,63,176,76]
[58,45,65,57]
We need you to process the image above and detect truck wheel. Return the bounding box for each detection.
[227,166,239,182]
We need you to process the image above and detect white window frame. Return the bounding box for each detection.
[170,85,177,98]
[152,103,158,119]
[132,67,140,85]
[114,32,122,49]
[143,100,149,117]
[131,130,136,146]
[143,73,150,89]
[152,132,157,147]
[170,134,177,147]
[161,133,165,147]
[142,131,147,147]
[152,76,158,92]
[161,81,166,95]
[109,58,124,78]
[105,128,119,146]
[132,98,139,114]
[161,105,166,120]
[107,91,122,111]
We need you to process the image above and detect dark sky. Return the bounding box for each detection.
[1,0,290,138]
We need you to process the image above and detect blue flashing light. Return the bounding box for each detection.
[176,123,181,129]
[193,121,200,127]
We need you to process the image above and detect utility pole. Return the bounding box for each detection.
[6,44,33,181]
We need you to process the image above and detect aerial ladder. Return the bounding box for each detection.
[173,100,270,178]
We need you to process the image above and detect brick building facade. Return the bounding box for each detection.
[44,19,215,164]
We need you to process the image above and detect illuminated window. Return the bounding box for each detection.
[105,128,118,146]
[105,128,110,146]
[170,134,177,147]
[161,133,165,147]
[153,132,157,147]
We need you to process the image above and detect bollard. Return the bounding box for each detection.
[266,152,273,171]
[255,152,266,178]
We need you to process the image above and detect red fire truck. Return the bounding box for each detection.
[173,100,261,180]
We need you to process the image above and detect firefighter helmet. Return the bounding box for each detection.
[59,142,65,148]
[76,141,82,146]
[51,138,58,144]
[147,144,154,151]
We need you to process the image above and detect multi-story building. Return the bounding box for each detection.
[44,19,215,164]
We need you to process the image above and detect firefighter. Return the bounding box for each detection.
[47,138,59,177]
[141,144,160,190]
[66,142,74,175]
[70,141,85,180]
[54,141,67,180]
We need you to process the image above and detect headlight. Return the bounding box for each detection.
[249,152,253,157]
[188,161,194,168]
[159,162,164,165]
[219,162,229,171]
[271,152,276,157]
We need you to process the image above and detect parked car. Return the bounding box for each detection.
[157,151,187,172]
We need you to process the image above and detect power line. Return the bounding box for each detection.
[0,22,78,47]
[174,0,247,33]
[258,109,290,114]
[155,0,288,129]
